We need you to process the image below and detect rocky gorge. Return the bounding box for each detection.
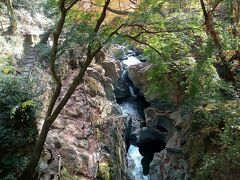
[118,48,190,180]
[37,46,192,180]
[37,48,128,179]
[1,1,240,179]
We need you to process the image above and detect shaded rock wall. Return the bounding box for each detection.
[127,62,190,179]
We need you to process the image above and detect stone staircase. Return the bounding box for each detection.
[20,48,62,179]
[21,47,36,75]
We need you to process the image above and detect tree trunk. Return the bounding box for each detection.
[0,0,17,34]
[200,0,235,83]
[18,120,51,180]
[19,0,112,179]
[39,28,53,44]
[8,16,17,34]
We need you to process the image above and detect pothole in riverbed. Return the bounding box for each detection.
[138,140,166,175]
[127,140,166,179]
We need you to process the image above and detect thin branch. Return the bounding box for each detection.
[118,32,167,60]
[51,0,113,120]
[66,0,79,11]
[46,0,67,117]
[107,23,125,39]
[211,0,223,12]
[94,0,111,33]
[200,0,209,22]
[131,28,195,39]
[116,23,197,39]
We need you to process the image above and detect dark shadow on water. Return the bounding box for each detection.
[138,140,166,175]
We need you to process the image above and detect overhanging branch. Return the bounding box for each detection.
[118,32,167,60]
[66,0,79,11]
[107,7,130,15]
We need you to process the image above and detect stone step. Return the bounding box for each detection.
[24,60,33,64]
[26,56,35,59]
[24,61,33,65]
[22,69,31,72]
[24,64,33,67]
[25,58,33,61]
[24,64,32,68]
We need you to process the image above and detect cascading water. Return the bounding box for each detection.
[127,145,148,180]
[116,50,149,179]
[122,56,142,66]
[115,47,166,179]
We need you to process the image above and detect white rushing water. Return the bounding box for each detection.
[119,52,148,179]
[123,56,142,66]
[127,145,148,180]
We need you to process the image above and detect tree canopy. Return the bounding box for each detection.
[0,0,239,179]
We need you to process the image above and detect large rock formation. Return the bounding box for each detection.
[149,149,189,180]
[145,108,189,180]
[128,63,151,100]
[127,62,190,179]
[38,53,127,179]
[128,63,184,105]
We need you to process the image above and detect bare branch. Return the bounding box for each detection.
[211,0,223,12]
[108,24,125,38]
[108,23,195,40]
[94,0,111,33]
[51,0,113,121]
[20,0,113,178]
[66,0,79,11]
[118,32,167,60]
[107,7,130,15]
[47,0,68,117]
[200,0,209,21]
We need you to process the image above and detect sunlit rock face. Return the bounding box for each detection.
[122,56,142,66]
[40,51,127,179]
[0,7,51,60]
[128,63,153,102]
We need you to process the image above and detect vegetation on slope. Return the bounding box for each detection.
[0,0,239,179]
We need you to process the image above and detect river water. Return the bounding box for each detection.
[127,145,148,180]
[117,53,149,180]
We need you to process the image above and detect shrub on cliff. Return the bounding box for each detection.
[0,61,40,179]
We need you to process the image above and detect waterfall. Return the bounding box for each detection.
[127,145,148,180]
[129,85,137,98]
[116,50,150,180]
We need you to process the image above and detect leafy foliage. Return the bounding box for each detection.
[191,100,240,179]
[1,0,238,179]
[126,0,240,178]
[0,73,39,179]
[0,54,42,178]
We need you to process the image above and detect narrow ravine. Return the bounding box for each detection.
[115,48,165,179]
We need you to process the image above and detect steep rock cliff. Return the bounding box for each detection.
[38,54,127,179]
[127,62,190,179]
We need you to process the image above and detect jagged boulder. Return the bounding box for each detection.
[101,60,121,87]
[146,108,189,180]
[128,63,150,98]
[128,63,185,105]
[139,127,168,144]
[144,107,175,139]
[149,149,189,180]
